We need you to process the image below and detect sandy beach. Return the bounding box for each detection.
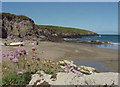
[2,40,118,72]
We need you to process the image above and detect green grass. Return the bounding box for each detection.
[0,13,32,20]
[35,25,95,35]
[2,72,33,86]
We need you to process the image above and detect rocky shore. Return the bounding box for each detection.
[27,60,118,86]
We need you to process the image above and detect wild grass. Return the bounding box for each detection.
[35,25,95,35]
[0,13,32,20]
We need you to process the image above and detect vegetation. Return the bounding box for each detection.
[35,25,95,35]
[0,13,32,20]
[2,47,62,85]
[2,72,31,86]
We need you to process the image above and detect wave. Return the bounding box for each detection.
[110,42,120,45]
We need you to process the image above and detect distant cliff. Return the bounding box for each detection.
[0,13,98,41]
[35,25,98,38]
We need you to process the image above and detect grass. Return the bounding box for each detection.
[2,72,32,86]
[0,13,32,20]
[35,25,96,35]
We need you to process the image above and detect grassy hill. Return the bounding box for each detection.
[35,25,96,35]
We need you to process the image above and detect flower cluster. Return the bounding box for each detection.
[2,47,42,76]
[61,64,82,76]
[2,46,62,77]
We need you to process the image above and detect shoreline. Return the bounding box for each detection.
[2,40,118,72]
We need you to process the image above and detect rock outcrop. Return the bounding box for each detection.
[27,60,118,86]
[28,71,118,86]
[0,13,35,39]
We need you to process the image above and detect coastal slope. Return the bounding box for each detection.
[0,13,98,40]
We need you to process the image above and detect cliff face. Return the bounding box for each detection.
[34,25,98,39]
[0,13,98,41]
[1,13,35,39]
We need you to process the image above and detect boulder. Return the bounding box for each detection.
[78,66,99,75]
[59,60,77,68]
[28,71,118,86]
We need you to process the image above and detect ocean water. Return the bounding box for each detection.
[74,61,113,72]
[64,35,120,50]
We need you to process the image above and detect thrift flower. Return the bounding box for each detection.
[52,63,55,65]
[17,71,23,75]
[24,58,27,60]
[32,56,35,59]
[64,69,68,72]
[32,47,37,51]
[8,56,14,60]
[37,58,40,61]
[4,67,7,70]
[12,58,19,63]
[2,53,6,57]
[76,71,81,76]
[26,52,29,55]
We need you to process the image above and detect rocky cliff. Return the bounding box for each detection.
[0,13,98,41]
[0,13,35,39]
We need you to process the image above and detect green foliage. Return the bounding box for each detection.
[2,72,32,86]
[35,25,95,35]
[42,68,56,75]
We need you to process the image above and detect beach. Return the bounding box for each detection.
[2,40,118,72]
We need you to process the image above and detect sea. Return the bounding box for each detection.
[64,34,120,50]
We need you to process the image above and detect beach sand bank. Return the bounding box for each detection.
[2,41,118,72]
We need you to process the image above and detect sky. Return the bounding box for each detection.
[2,2,118,34]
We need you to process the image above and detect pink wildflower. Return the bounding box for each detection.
[52,63,55,65]
[64,69,68,72]
[76,71,81,75]
[17,49,21,53]
[8,56,14,60]
[4,67,7,70]
[64,65,68,68]
[32,47,37,51]
[26,52,29,55]
[2,53,6,57]
[24,58,27,60]
[12,58,19,63]
[17,71,23,75]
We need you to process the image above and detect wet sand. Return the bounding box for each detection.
[2,41,118,72]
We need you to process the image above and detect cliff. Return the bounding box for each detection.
[35,25,98,38]
[0,13,35,39]
[0,13,98,41]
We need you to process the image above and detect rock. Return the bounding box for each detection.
[59,60,77,68]
[78,66,99,75]
[58,60,98,75]
[1,13,35,39]
[28,71,118,86]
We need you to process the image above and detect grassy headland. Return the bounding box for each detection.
[35,25,96,35]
